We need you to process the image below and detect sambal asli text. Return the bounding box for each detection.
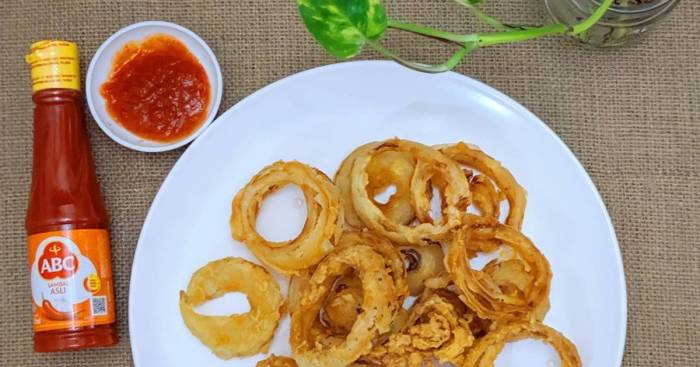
[100,34,210,143]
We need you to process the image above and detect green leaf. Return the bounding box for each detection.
[297,0,387,59]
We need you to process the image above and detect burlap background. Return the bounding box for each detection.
[1,0,698,366]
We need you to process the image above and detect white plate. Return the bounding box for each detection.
[129,61,626,366]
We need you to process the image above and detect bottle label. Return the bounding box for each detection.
[27,229,115,332]
[25,40,81,92]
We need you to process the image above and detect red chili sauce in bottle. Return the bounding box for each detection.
[26,41,117,352]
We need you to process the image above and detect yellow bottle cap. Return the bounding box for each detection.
[26,40,81,92]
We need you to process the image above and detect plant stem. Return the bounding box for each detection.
[477,23,569,46]
[389,0,613,48]
[368,40,474,73]
[570,0,614,35]
[388,20,476,44]
[380,0,613,72]
[388,20,571,48]
[452,0,512,31]
[477,0,613,45]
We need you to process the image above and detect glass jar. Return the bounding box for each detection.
[544,0,680,47]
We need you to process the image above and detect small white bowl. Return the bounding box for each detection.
[86,21,223,152]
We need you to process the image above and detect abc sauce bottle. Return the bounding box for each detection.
[25,41,118,352]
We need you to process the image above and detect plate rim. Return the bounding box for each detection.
[128,60,627,366]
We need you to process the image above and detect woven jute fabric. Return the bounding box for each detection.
[1,0,698,366]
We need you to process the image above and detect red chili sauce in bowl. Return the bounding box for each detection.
[100,34,210,143]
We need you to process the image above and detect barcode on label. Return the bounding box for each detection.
[91,296,107,316]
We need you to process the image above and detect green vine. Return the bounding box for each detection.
[296,0,614,73]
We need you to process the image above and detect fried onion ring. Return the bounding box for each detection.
[335,144,416,229]
[470,174,502,220]
[438,142,526,229]
[179,257,285,359]
[320,231,408,334]
[335,143,379,229]
[365,150,417,225]
[320,272,363,335]
[362,289,475,366]
[195,139,584,364]
[288,269,312,316]
[257,355,298,367]
[231,161,343,275]
[462,321,582,367]
[398,243,446,296]
[336,231,408,301]
[351,139,470,245]
[447,221,552,321]
[290,245,397,367]
[423,277,493,338]
[291,269,369,337]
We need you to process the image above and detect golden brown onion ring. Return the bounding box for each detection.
[288,269,312,316]
[462,321,582,367]
[320,272,363,335]
[438,142,526,229]
[289,231,409,337]
[322,231,408,335]
[335,144,416,229]
[483,259,533,300]
[470,174,501,220]
[365,150,417,226]
[459,214,503,258]
[422,276,493,338]
[398,243,446,296]
[336,231,408,301]
[292,270,365,336]
[482,258,552,323]
[362,290,475,366]
[179,258,285,359]
[293,269,396,339]
[257,355,299,367]
[231,161,343,275]
[351,139,471,245]
[335,143,380,229]
[447,222,552,321]
[290,244,396,367]
[293,232,409,337]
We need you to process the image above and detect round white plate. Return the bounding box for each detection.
[129,61,626,366]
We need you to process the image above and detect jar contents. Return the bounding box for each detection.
[545,0,679,47]
[614,0,654,4]
[101,34,211,143]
